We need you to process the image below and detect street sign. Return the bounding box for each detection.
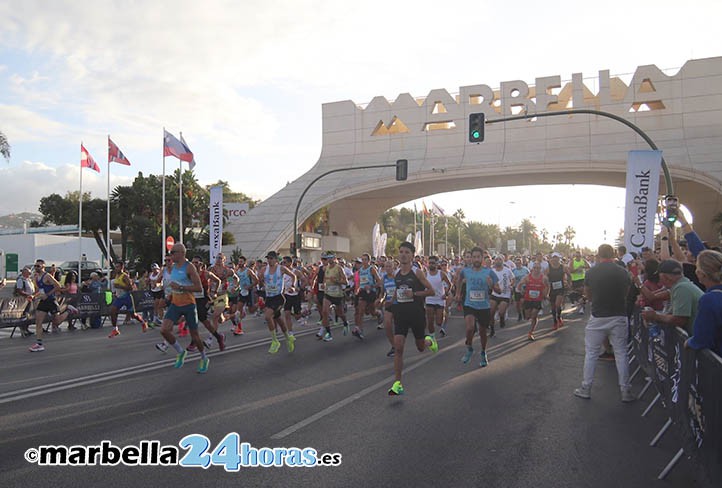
[166,236,175,251]
[507,239,516,251]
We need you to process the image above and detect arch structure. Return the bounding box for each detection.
[226,57,722,258]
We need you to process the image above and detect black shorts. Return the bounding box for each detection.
[550,290,565,301]
[513,291,523,301]
[325,295,344,308]
[490,296,510,304]
[195,297,209,322]
[37,297,60,314]
[425,303,445,310]
[524,300,542,310]
[358,290,377,303]
[265,294,285,319]
[392,307,426,340]
[463,306,491,328]
[152,290,165,300]
[283,294,302,314]
[316,291,325,304]
[239,292,253,306]
[571,280,585,291]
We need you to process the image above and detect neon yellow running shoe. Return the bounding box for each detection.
[173,350,187,369]
[388,380,404,396]
[286,334,296,353]
[269,340,281,354]
[425,335,438,353]
[197,357,209,374]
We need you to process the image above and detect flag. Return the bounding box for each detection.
[432,201,445,216]
[163,129,193,162]
[81,144,100,173]
[422,201,430,217]
[180,133,196,170]
[108,137,131,165]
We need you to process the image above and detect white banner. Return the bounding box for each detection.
[624,150,662,253]
[209,185,224,263]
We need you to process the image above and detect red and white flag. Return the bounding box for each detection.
[108,137,131,165]
[180,133,196,170]
[81,144,100,173]
[163,129,193,162]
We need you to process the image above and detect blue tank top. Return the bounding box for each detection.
[462,267,498,310]
[36,273,55,297]
[358,265,374,288]
[170,262,192,287]
[264,266,284,297]
[237,269,252,293]
[383,274,396,303]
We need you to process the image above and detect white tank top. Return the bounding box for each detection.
[425,270,446,306]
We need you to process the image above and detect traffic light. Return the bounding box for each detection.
[469,113,485,143]
[395,159,408,181]
[290,241,297,256]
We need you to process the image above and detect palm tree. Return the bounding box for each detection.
[0,130,10,162]
[563,226,576,246]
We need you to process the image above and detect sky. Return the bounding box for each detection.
[0,0,719,249]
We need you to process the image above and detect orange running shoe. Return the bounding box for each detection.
[108,329,120,338]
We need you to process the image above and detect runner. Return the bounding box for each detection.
[319,252,349,342]
[160,243,209,373]
[424,255,452,338]
[388,242,438,396]
[517,261,549,340]
[511,257,530,321]
[568,250,590,314]
[455,247,500,367]
[378,259,398,357]
[231,256,259,335]
[190,255,226,352]
[313,254,328,334]
[257,251,297,353]
[489,255,515,334]
[108,261,148,338]
[439,259,454,335]
[28,259,75,352]
[547,252,569,329]
[353,253,383,340]
[282,256,307,335]
[207,253,237,335]
[149,263,165,326]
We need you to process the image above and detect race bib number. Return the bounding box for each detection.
[326,284,341,294]
[360,276,369,286]
[551,281,563,290]
[396,287,414,303]
[266,284,280,295]
[469,290,486,302]
[240,288,249,296]
[385,287,396,301]
[318,283,326,292]
[528,290,540,299]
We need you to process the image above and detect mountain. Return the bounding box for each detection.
[0,212,43,229]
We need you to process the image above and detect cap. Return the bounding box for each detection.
[551,252,562,258]
[21,266,32,272]
[620,254,634,265]
[354,257,362,263]
[90,272,99,278]
[265,251,278,259]
[151,263,160,270]
[321,252,335,259]
[658,259,683,275]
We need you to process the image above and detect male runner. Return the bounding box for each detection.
[388,242,438,395]
[517,261,549,340]
[319,252,349,341]
[353,253,383,340]
[28,259,75,352]
[108,261,148,338]
[424,255,452,338]
[489,255,515,334]
[257,251,297,353]
[547,252,569,329]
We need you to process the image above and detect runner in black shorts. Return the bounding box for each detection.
[547,253,568,330]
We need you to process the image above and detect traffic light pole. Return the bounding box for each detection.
[292,162,404,257]
[485,109,674,195]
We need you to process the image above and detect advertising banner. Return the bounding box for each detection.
[624,150,662,253]
[209,185,224,263]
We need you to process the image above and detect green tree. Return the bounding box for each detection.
[563,226,576,246]
[0,130,10,161]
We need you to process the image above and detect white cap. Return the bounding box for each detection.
[551,252,562,258]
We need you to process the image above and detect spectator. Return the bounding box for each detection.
[642,259,704,336]
[14,266,36,337]
[637,260,666,311]
[574,244,635,403]
[685,250,722,356]
[63,271,80,331]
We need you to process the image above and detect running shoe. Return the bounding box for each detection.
[621,389,635,403]
[558,318,564,328]
[499,319,506,329]
[386,347,395,358]
[377,312,384,325]
[203,336,214,349]
[480,351,489,367]
[574,385,591,399]
[528,332,535,341]
[197,358,209,374]
[269,340,281,354]
[388,380,404,396]
[29,343,45,352]
[352,327,364,341]
[323,332,333,342]
[489,325,495,338]
[233,325,244,336]
[217,333,226,352]
[552,320,559,331]
[316,327,324,339]
[173,350,187,368]
[108,329,120,338]
[461,348,474,364]
[286,334,296,353]
[377,322,384,330]
[343,323,349,336]
[155,342,168,353]
[141,321,148,333]
[439,325,447,337]
[425,335,438,353]
[187,343,198,353]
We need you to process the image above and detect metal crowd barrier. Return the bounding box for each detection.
[0,291,156,336]
[629,307,722,484]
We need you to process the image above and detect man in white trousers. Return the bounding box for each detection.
[574,243,635,403]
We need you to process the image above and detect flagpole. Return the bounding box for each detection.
[78,142,83,283]
[162,129,167,261]
[445,217,448,258]
[421,210,425,257]
[414,204,417,239]
[106,136,111,288]
[178,132,184,245]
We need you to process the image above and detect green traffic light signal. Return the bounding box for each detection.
[469,113,485,142]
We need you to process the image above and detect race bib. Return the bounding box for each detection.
[360,276,370,286]
[396,287,414,303]
[551,281,563,290]
[326,284,341,294]
[528,290,540,299]
[240,289,249,296]
[385,287,396,301]
[469,290,486,302]
[266,284,280,295]
[318,283,326,292]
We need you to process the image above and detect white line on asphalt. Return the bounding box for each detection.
[270,332,527,440]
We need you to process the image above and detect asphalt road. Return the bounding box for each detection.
[0,307,703,488]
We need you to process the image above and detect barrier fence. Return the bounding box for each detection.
[629,307,722,484]
[0,291,155,336]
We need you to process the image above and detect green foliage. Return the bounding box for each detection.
[0,130,10,161]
